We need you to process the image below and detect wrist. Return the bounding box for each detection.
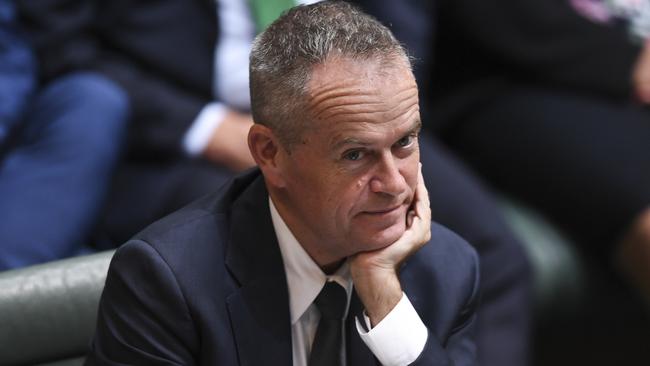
[351,268,402,327]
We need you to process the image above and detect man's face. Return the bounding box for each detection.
[275,57,421,265]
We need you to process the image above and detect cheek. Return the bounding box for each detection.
[355,175,369,191]
[406,165,419,186]
[327,175,369,220]
[349,175,371,202]
[403,156,420,193]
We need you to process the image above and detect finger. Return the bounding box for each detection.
[414,163,431,222]
[406,210,415,228]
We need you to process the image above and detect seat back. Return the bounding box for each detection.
[0,251,114,366]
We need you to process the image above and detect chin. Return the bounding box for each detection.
[355,221,406,252]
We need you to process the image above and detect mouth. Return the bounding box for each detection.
[363,204,404,216]
[355,203,408,236]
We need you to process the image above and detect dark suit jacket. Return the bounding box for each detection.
[86,169,479,365]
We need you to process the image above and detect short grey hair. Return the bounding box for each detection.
[249,1,411,148]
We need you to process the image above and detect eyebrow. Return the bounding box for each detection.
[331,118,422,151]
[409,119,423,135]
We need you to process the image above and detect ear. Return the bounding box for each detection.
[248,124,287,188]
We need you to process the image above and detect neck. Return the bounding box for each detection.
[321,259,346,275]
[269,189,345,272]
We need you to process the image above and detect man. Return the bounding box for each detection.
[86,2,479,365]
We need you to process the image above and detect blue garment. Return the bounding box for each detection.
[0,0,36,145]
[0,72,128,270]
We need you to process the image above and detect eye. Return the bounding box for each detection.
[343,149,364,161]
[396,135,414,148]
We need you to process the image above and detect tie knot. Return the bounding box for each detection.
[314,281,347,320]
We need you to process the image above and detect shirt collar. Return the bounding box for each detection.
[269,197,353,324]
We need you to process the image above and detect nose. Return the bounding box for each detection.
[369,152,408,197]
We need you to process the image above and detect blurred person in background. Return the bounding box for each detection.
[17,0,231,246]
[18,0,270,247]
[0,0,128,270]
[443,0,650,307]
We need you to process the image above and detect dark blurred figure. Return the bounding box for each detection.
[386,0,650,310]
[0,0,127,270]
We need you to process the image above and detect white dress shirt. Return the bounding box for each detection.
[269,198,428,366]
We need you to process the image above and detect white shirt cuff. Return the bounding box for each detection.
[182,102,228,156]
[355,293,428,366]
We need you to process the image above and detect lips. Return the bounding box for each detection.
[363,204,404,215]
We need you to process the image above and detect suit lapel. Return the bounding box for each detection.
[346,290,378,366]
[221,171,380,366]
[225,173,293,366]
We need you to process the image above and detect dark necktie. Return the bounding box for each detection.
[309,281,347,366]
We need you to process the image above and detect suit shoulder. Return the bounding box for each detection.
[122,171,264,276]
[404,221,480,302]
[131,170,262,252]
[426,221,479,270]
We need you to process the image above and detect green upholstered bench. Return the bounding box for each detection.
[498,196,587,314]
[0,250,114,366]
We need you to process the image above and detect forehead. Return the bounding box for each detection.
[304,57,419,141]
[307,56,415,100]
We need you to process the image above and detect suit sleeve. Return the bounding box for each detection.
[86,240,198,365]
[410,240,480,366]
